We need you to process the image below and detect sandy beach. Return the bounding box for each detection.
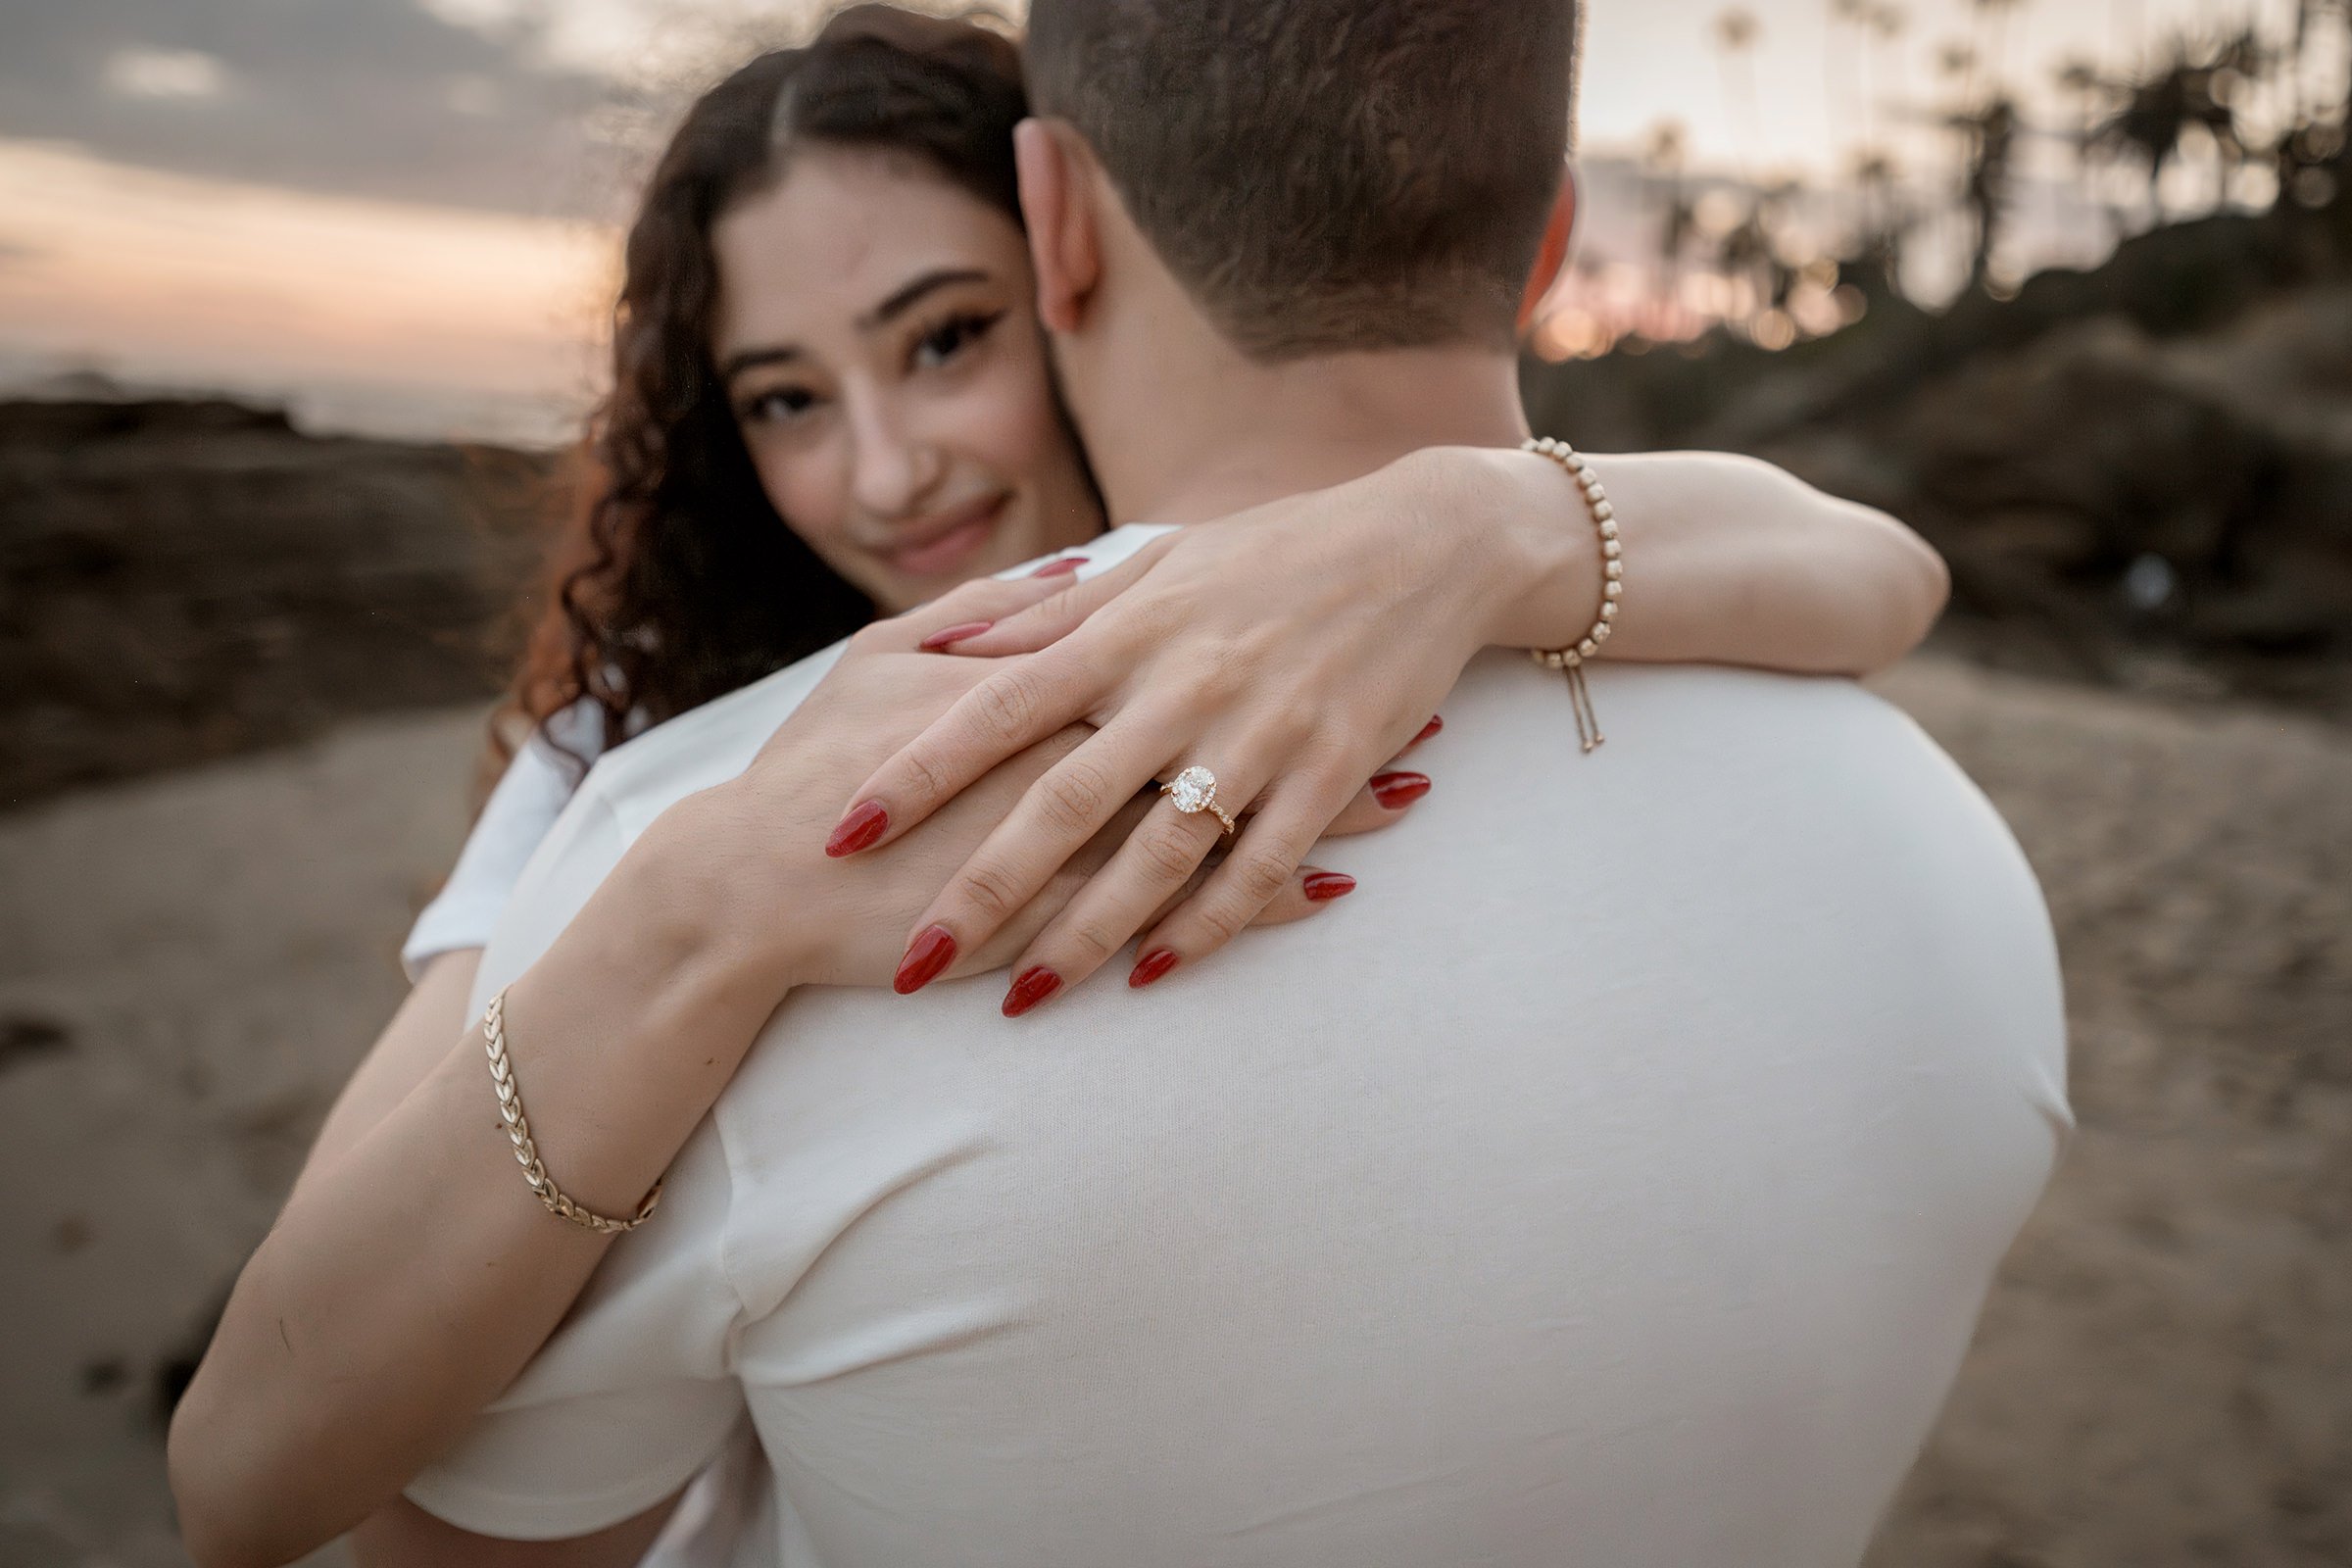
[3,653,2348,1566]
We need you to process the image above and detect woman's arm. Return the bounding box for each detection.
[1474,447,1949,677]
[826,444,1948,1011]
[167,613,1034,1568]
[167,580,1382,1568]
[169,825,771,1568]
[349,1493,680,1568]
[296,949,479,1185]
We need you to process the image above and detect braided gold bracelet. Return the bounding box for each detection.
[482,988,663,1235]
[1521,435,1621,753]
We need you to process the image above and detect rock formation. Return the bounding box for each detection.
[0,397,556,807]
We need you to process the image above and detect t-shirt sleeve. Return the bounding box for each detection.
[401,708,600,979]
[402,1120,750,1540]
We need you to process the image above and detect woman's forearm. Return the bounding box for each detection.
[169,822,795,1568]
[1453,447,1949,676]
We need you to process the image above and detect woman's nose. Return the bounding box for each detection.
[846,396,942,518]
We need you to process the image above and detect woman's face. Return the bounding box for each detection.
[710,146,1102,613]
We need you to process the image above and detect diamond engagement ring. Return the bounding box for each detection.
[1159,765,1238,835]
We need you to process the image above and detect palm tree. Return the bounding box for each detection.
[1849,148,1912,292]
[1937,38,1981,111]
[1645,121,1696,301]
[2275,0,2352,207]
[1864,6,1910,165]
[1972,0,2030,92]
[1715,199,1773,331]
[2087,33,2251,222]
[1715,9,1764,164]
[2112,0,2146,73]
[2275,0,2337,129]
[1828,0,1873,155]
[2056,57,2103,134]
[2054,56,2116,241]
[1955,94,2021,288]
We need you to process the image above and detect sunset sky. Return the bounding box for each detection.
[0,0,2320,443]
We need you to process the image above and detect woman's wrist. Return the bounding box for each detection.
[1409,444,1601,653]
[480,798,809,1216]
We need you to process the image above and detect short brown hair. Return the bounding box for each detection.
[1023,0,1580,360]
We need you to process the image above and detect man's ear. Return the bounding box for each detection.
[1517,160,1580,334]
[1014,118,1100,335]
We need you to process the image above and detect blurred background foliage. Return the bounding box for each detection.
[1523,0,2352,720]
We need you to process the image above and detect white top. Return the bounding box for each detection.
[412,523,2071,1568]
[397,537,1095,979]
[401,702,606,979]
[401,703,748,1564]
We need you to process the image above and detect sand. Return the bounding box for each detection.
[3,656,2347,1566]
[0,710,477,1568]
[1864,660,2352,1568]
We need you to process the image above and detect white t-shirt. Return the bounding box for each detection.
[402,699,771,1567]
[395,547,1098,1567]
[402,702,606,978]
[412,523,2070,1567]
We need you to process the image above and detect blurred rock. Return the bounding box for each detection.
[0,397,557,808]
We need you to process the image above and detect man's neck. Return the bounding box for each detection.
[1063,305,1531,525]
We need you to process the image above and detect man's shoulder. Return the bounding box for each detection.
[1448,655,2042,924]
[1464,657,1940,783]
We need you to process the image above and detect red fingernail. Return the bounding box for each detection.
[894,925,957,994]
[1301,869,1357,902]
[1002,966,1063,1017]
[826,799,889,858]
[1412,714,1444,747]
[1029,556,1085,578]
[919,619,994,652]
[1370,771,1431,809]
[1129,949,1181,989]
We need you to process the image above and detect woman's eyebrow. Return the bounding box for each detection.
[718,268,992,381]
[719,344,801,382]
[858,267,991,330]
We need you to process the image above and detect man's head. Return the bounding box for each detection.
[1022,0,1581,361]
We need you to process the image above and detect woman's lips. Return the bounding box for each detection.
[888,494,1007,577]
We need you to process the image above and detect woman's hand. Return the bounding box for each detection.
[822,446,1947,1018]
[663,570,1400,1000]
[824,455,1504,1013]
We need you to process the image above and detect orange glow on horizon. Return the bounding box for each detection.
[0,139,616,438]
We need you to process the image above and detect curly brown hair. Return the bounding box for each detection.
[510,6,1032,769]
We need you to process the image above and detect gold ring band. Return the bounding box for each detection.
[1159,764,1238,836]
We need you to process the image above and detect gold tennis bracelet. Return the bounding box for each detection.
[1521,435,1621,752]
[482,988,663,1235]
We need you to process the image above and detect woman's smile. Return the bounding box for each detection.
[879,489,1011,578]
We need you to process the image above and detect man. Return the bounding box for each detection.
[396,2,2069,1562]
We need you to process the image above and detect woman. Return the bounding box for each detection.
[169,9,1948,1566]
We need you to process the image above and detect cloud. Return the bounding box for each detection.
[0,0,631,219]
[102,47,233,101]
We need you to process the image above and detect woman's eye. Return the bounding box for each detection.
[742,386,819,424]
[911,310,1004,370]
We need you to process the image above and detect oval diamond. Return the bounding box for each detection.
[1168,765,1216,812]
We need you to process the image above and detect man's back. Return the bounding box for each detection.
[415,591,2068,1566]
